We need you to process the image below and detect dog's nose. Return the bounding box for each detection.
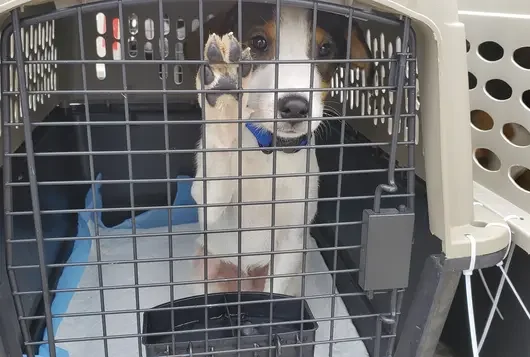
[278,96,309,120]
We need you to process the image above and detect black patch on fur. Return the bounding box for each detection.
[205,75,238,107]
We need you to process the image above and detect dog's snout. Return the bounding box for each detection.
[278,96,309,120]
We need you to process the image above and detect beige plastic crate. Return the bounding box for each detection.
[457,0,530,253]
[0,0,516,261]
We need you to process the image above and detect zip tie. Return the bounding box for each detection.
[498,262,530,319]
[471,203,501,317]
[472,202,519,320]
[464,233,479,357]
[475,210,520,352]
[478,269,503,320]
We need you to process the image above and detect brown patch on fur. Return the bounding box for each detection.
[315,27,327,47]
[321,80,330,99]
[346,27,372,72]
[262,20,277,59]
[247,264,269,291]
[194,246,269,292]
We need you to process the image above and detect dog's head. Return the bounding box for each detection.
[186,3,372,138]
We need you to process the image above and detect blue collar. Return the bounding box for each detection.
[245,123,308,154]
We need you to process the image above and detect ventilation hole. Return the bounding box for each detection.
[207,14,215,21]
[523,90,530,110]
[144,42,153,60]
[128,36,138,57]
[96,13,106,35]
[129,13,138,35]
[174,65,183,84]
[388,41,393,58]
[9,33,14,59]
[145,18,155,40]
[503,123,530,147]
[175,42,184,60]
[470,110,493,131]
[510,166,530,192]
[478,41,504,62]
[485,79,512,100]
[159,64,168,79]
[513,47,530,70]
[113,41,121,60]
[466,40,470,53]
[395,36,401,52]
[191,19,199,32]
[474,148,501,171]
[379,33,385,58]
[468,72,477,89]
[96,36,106,58]
[160,37,169,58]
[24,30,29,54]
[163,14,170,35]
[361,29,369,51]
[96,63,106,80]
[177,19,186,40]
[112,18,120,40]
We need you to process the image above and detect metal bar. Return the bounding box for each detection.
[197,1,210,356]
[1,20,35,357]
[24,332,391,350]
[236,1,244,356]
[77,7,110,357]
[329,8,354,357]
[373,17,411,213]
[2,57,400,65]
[10,0,403,29]
[7,195,415,218]
[4,140,416,156]
[5,113,417,127]
[2,85,413,95]
[156,1,176,354]
[116,2,143,354]
[10,8,57,357]
[21,292,384,319]
[5,167,416,187]
[19,290,381,314]
[269,2,282,356]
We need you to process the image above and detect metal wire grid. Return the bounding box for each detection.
[0,1,417,357]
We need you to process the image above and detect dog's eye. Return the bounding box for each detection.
[251,35,268,51]
[318,43,332,57]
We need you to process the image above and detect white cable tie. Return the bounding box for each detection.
[499,263,530,320]
[464,233,479,357]
[477,214,519,352]
[478,269,504,320]
[478,244,515,352]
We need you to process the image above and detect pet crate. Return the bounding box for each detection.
[437,1,530,357]
[0,0,517,357]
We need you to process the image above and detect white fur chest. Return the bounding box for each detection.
[193,128,320,267]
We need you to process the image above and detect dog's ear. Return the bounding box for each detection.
[318,13,374,79]
[344,24,374,76]
[184,5,238,61]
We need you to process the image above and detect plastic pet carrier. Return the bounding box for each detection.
[0,0,524,357]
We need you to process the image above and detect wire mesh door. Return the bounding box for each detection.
[0,1,417,357]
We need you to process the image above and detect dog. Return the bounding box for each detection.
[185,3,373,296]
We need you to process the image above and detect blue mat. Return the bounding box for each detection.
[37,173,198,357]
